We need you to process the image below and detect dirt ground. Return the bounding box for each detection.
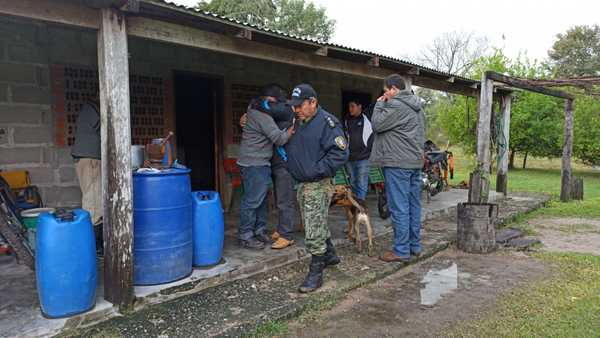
[286,249,550,338]
[527,217,600,256]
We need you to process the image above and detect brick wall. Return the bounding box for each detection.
[0,16,382,207]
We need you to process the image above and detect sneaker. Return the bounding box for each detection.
[239,238,265,250]
[271,237,295,249]
[255,232,273,244]
[379,250,412,263]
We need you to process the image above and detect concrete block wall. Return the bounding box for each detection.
[0,16,382,207]
[0,17,97,207]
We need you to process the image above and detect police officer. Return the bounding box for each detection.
[285,84,349,293]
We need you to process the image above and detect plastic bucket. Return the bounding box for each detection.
[21,208,55,251]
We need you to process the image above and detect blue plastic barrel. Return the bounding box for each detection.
[192,191,225,267]
[133,168,193,285]
[36,209,97,318]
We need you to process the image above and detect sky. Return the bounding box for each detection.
[168,0,599,63]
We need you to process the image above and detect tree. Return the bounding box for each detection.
[416,31,489,76]
[197,0,336,42]
[548,25,600,77]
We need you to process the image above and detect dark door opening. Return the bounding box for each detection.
[341,91,373,120]
[174,72,223,191]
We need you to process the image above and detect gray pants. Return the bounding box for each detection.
[272,164,295,240]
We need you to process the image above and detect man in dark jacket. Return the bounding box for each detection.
[286,84,349,293]
[343,99,374,205]
[239,85,298,250]
[237,88,293,250]
[370,74,426,263]
[71,101,102,226]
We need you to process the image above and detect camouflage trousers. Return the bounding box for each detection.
[297,178,334,256]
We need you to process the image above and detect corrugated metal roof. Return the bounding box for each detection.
[139,0,483,88]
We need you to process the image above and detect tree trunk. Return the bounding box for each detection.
[509,149,515,169]
[522,152,528,169]
[457,203,498,253]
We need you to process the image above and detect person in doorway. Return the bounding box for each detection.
[237,86,294,250]
[370,74,426,263]
[285,84,349,293]
[72,101,102,226]
[343,99,374,206]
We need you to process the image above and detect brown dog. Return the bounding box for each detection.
[331,186,374,256]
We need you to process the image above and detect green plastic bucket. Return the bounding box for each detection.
[21,208,55,251]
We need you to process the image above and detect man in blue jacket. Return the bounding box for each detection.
[286,84,349,293]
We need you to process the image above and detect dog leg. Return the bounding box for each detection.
[345,207,355,241]
[365,215,374,257]
[354,214,362,253]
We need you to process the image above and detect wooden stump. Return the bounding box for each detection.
[457,203,498,253]
[571,177,584,200]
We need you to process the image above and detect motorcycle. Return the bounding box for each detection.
[422,140,453,202]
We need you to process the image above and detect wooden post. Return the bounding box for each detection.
[469,75,494,203]
[98,7,134,311]
[496,94,512,195]
[560,99,574,202]
[457,203,498,253]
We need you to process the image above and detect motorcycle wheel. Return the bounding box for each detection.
[376,188,390,220]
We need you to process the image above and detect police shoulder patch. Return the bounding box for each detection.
[334,136,347,150]
[326,116,335,128]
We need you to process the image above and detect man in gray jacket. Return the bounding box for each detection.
[237,87,294,250]
[370,74,425,262]
[72,101,102,226]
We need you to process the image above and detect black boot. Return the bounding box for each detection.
[324,238,340,267]
[298,255,325,293]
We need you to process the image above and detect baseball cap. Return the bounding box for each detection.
[288,84,317,106]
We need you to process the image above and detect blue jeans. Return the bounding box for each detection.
[347,159,370,200]
[239,165,271,241]
[383,167,422,258]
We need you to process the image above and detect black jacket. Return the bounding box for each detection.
[344,113,374,162]
[286,107,349,182]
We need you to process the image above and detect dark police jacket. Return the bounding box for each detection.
[286,107,349,182]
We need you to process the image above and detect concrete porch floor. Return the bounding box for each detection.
[0,189,497,337]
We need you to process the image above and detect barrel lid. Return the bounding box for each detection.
[21,207,56,218]
[133,168,191,176]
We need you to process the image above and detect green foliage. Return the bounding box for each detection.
[434,49,565,162]
[548,24,600,77]
[573,95,600,165]
[197,0,335,41]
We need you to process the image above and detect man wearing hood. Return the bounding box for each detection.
[237,85,294,250]
[370,74,426,263]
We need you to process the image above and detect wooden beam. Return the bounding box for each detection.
[412,76,479,97]
[0,0,99,29]
[367,56,380,67]
[560,99,575,202]
[469,74,494,203]
[496,94,512,195]
[315,46,328,56]
[98,7,134,311]
[235,28,252,40]
[486,71,575,100]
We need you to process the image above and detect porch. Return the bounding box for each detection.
[1,189,495,337]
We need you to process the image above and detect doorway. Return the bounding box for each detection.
[174,72,223,191]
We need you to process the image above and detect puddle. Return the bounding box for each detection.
[420,263,459,306]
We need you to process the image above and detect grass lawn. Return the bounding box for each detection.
[449,253,600,338]
[449,151,600,337]
[449,148,600,218]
